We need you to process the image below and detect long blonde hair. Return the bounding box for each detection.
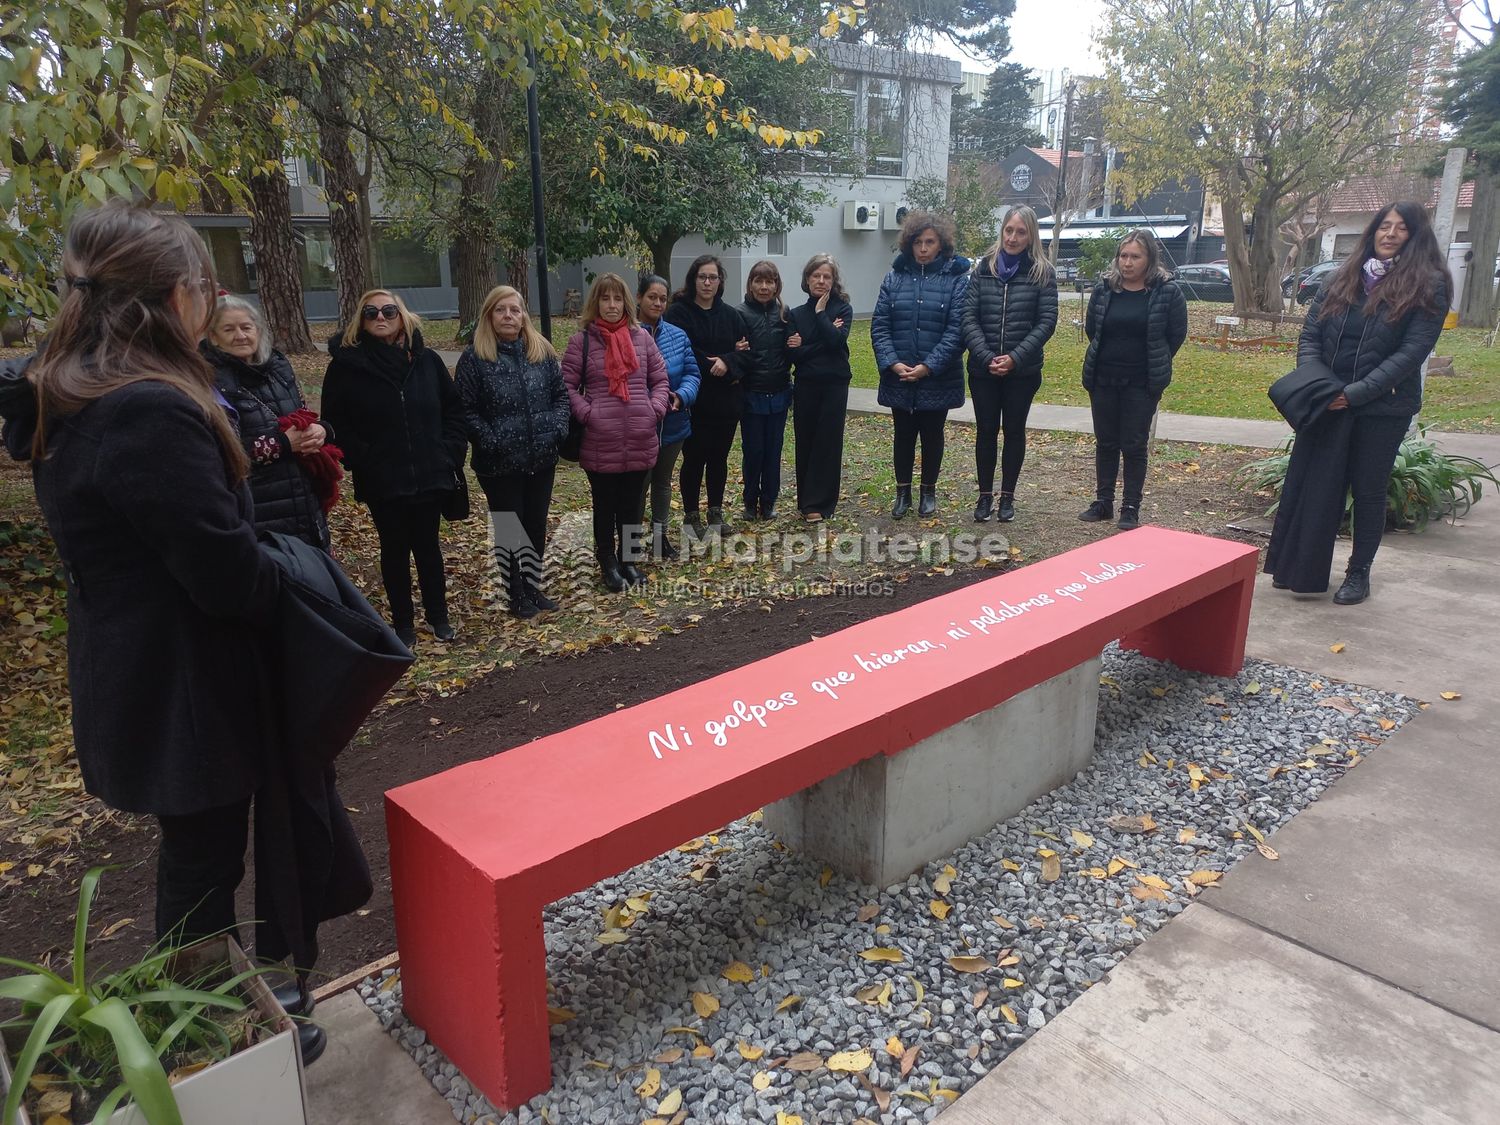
[340,289,422,347]
[32,202,248,481]
[472,285,556,364]
[983,205,1053,287]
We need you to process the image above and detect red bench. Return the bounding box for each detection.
[385,526,1258,1110]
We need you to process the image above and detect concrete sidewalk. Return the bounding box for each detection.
[947,467,1500,1119]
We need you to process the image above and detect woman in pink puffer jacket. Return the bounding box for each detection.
[562,272,669,593]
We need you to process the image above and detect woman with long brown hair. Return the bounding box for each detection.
[0,203,371,1064]
[1266,202,1452,603]
[322,288,467,644]
[788,253,854,521]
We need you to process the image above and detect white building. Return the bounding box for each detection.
[1316,176,1474,261]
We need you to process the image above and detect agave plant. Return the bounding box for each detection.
[1237,424,1499,529]
[1,868,265,1125]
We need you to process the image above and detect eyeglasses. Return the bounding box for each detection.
[363,304,401,321]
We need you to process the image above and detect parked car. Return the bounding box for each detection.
[1173,263,1235,303]
[1294,259,1342,304]
[1054,258,1082,283]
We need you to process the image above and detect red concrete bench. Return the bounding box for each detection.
[385,526,1258,1110]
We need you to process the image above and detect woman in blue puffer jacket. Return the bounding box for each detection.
[870,211,971,519]
[638,274,701,560]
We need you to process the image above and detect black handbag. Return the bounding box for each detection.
[441,450,471,521]
[558,331,587,462]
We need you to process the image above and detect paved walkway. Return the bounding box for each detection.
[308,408,1500,1123]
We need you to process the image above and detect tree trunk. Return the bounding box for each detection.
[248,163,313,354]
[1247,190,1284,313]
[1221,182,1255,317]
[1460,165,1500,329]
[316,108,370,327]
[454,234,498,329]
[507,250,530,302]
[643,228,681,285]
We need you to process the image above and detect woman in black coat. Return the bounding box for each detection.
[737,261,793,521]
[873,211,972,520]
[666,254,748,538]
[961,205,1058,523]
[0,204,370,1062]
[1079,229,1188,530]
[1266,202,1452,604]
[205,294,333,550]
[455,284,569,619]
[788,253,854,522]
[322,289,467,645]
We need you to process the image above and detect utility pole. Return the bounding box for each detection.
[525,43,552,339]
[1050,80,1075,266]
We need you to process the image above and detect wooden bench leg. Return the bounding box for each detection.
[388,807,552,1111]
[1119,569,1254,678]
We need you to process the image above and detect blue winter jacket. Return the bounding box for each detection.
[645,318,701,446]
[871,252,972,412]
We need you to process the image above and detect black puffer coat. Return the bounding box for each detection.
[320,329,467,504]
[664,297,748,418]
[736,298,791,395]
[1297,272,1449,417]
[961,254,1059,380]
[205,344,330,550]
[454,339,570,477]
[1081,278,1188,393]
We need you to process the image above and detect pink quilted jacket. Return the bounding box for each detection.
[561,324,670,474]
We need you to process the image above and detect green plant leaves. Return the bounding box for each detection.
[80,998,185,1125]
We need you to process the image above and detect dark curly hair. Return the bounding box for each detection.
[897,210,957,259]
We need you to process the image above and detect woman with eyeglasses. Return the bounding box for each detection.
[322,289,467,645]
[665,254,748,539]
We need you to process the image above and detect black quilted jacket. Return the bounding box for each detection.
[961,254,1060,380]
[1081,278,1188,393]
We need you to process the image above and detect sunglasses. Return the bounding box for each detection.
[362,304,401,321]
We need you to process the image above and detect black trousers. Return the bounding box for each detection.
[679,413,739,514]
[1088,383,1160,505]
[970,371,1041,495]
[365,497,448,628]
[644,439,685,527]
[479,467,555,595]
[892,408,948,489]
[1346,414,1409,569]
[793,380,849,517]
[156,799,251,950]
[587,469,648,561]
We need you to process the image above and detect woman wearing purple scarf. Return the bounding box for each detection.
[1265,202,1452,603]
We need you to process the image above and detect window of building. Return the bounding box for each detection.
[864,76,904,177]
[295,225,338,292]
[373,228,442,289]
[789,69,905,177]
[1332,233,1362,258]
[767,231,787,256]
[198,227,253,295]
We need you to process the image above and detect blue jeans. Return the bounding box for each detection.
[741,408,789,515]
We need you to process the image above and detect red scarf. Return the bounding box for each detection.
[593,316,637,401]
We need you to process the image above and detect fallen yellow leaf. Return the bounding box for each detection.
[856,903,880,922]
[1330,642,1346,654]
[1377,718,1395,731]
[1001,858,1022,872]
[992,915,1015,929]
[721,960,755,983]
[596,930,629,944]
[1136,874,1171,890]
[874,923,891,934]
[635,1067,662,1098]
[776,1113,804,1125]
[929,899,952,920]
[947,955,991,973]
[1131,883,1167,902]
[738,1041,765,1061]
[828,1049,874,1072]
[1186,870,1222,886]
[1070,828,1094,848]
[819,865,833,887]
[775,994,802,1012]
[676,838,705,853]
[1255,840,1280,861]
[657,1089,683,1116]
[752,1071,773,1091]
[654,1048,684,1063]
[692,1043,715,1059]
[1040,851,1061,882]
[1177,827,1196,843]
[859,947,904,963]
[886,1035,904,1057]
[785,1051,823,1071]
[1106,857,1127,876]
[691,991,719,1018]
[972,988,990,1007]
[997,954,1020,967]
[547,1006,575,1025]
[1440,691,1461,701]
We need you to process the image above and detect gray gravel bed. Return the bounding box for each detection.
[360,646,1418,1124]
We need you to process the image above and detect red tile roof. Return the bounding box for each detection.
[1330,175,1475,213]
[1028,147,1090,168]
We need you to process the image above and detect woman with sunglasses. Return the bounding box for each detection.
[322,290,467,645]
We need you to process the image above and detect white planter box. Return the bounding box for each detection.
[2,936,309,1125]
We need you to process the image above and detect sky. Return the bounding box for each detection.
[926,0,1106,77]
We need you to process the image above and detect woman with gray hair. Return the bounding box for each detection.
[204,294,333,549]
[1078,229,1187,530]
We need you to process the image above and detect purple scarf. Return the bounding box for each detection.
[1362,255,1396,295]
[995,249,1024,281]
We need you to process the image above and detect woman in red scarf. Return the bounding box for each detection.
[562,274,670,591]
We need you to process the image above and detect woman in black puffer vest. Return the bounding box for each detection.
[455,284,570,619]
[322,289,467,646]
[204,295,331,550]
[1079,229,1188,531]
[1266,202,1452,604]
[737,260,793,521]
[873,210,971,520]
[960,205,1057,523]
[788,253,854,521]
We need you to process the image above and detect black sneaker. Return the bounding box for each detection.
[973,494,994,522]
[431,621,456,642]
[1116,504,1141,531]
[394,625,418,648]
[526,584,559,612]
[1078,500,1114,522]
[997,495,1016,522]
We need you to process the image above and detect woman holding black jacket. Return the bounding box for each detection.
[455,284,570,619]
[322,289,467,645]
[1266,202,1451,604]
[667,254,748,538]
[961,205,1058,523]
[204,294,334,550]
[788,253,854,522]
[1079,230,1187,531]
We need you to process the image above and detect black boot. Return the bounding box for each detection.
[524,582,559,612]
[508,562,539,619]
[1332,565,1371,605]
[393,623,417,648]
[1078,499,1114,522]
[597,551,627,593]
[892,484,913,520]
[683,510,706,542]
[973,493,994,522]
[652,522,679,562]
[707,506,732,535]
[296,1022,328,1066]
[1116,503,1141,531]
[619,561,646,587]
[430,617,456,642]
[917,486,937,518]
[997,494,1016,522]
